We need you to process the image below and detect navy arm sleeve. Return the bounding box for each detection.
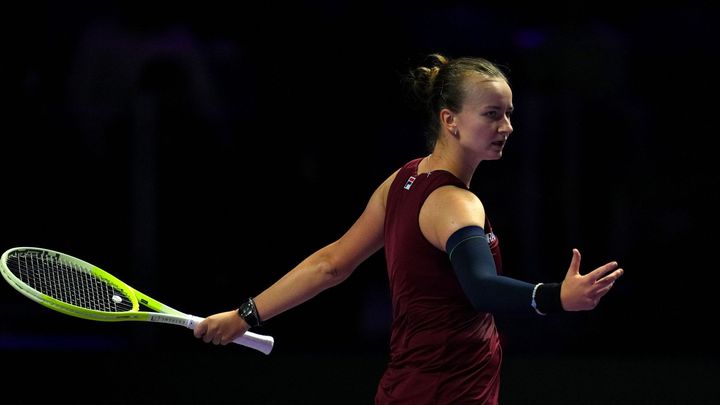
[447,225,536,313]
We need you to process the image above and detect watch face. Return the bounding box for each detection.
[237,301,260,327]
[238,303,252,318]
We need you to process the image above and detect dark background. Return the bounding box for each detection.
[2,2,718,404]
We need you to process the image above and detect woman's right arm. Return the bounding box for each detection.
[194,170,398,345]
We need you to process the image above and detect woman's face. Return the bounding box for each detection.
[453,76,514,161]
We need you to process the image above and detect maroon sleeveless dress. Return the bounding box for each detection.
[375,158,502,404]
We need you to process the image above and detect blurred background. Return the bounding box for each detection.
[1,2,718,403]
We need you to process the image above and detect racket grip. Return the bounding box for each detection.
[187,315,274,355]
[233,331,275,355]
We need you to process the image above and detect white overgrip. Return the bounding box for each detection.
[234,332,275,355]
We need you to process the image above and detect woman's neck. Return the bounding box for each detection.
[425,149,478,186]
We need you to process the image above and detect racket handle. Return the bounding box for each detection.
[187,315,274,355]
[233,331,275,355]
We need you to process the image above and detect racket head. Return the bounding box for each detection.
[1,247,142,322]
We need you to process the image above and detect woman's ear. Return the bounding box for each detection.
[440,108,457,136]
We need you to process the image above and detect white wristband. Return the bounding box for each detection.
[531,283,546,316]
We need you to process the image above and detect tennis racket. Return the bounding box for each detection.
[0,246,274,355]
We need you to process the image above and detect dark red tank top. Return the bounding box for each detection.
[375,158,502,404]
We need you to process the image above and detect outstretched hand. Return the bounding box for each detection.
[560,249,624,311]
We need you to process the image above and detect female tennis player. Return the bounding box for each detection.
[194,53,624,404]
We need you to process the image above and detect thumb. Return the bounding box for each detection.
[566,248,581,278]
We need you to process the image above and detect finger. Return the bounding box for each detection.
[592,281,615,298]
[193,321,207,339]
[588,261,619,282]
[566,249,581,277]
[595,268,623,284]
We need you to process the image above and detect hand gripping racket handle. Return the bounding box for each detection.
[187,315,274,355]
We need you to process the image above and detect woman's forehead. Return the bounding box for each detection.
[462,77,512,106]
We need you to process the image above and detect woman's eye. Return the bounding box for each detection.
[484,109,512,120]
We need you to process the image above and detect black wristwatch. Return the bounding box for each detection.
[237,297,262,328]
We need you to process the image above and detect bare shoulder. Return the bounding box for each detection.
[331,168,402,274]
[420,185,486,251]
[373,168,401,207]
[426,186,485,219]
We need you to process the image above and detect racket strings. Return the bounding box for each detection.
[8,252,133,312]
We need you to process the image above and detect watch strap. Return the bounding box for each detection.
[237,297,262,328]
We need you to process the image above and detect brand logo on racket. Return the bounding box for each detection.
[15,248,59,260]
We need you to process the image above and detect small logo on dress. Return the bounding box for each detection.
[403,176,416,190]
[486,232,497,243]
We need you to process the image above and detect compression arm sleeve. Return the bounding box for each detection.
[447,225,560,314]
